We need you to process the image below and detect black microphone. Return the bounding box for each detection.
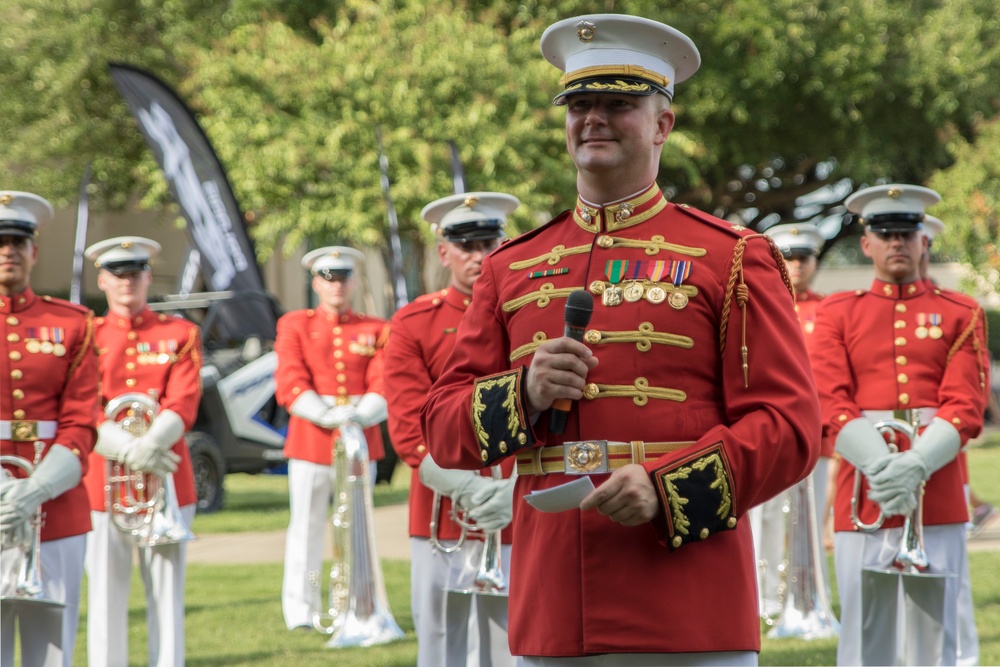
[549,289,595,434]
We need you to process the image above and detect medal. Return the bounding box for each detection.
[53,343,66,357]
[646,286,667,304]
[603,286,623,307]
[40,341,54,354]
[51,328,65,357]
[603,260,628,307]
[928,313,943,339]
[668,291,689,309]
[623,282,645,302]
[914,313,928,339]
[26,339,40,353]
[666,260,693,309]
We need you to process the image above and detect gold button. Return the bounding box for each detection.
[597,235,614,248]
[125,378,136,387]
[584,330,601,344]
[700,528,710,539]
[7,333,19,342]
[13,409,25,419]
[6,316,18,326]
[727,517,737,529]
[894,320,906,329]
[10,369,22,380]
[518,433,527,445]
[907,285,917,294]
[897,373,908,384]
[896,356,907,366]
[158,314,167,321]
[335,362,345,370]
[883,285,893,296]
[292,387,302,395]
[126,348,135,356]
[463,298,470,307]
[952,417,961,426]
[855,290,865,296]
[126,362,136,370]
[583,383,599,400]
[333,327,342,334]
[896,304,907,313]
[432,298,441,305]
[333,338,343,346]
[9,351,21,361]
[334,350,343,358]
[135,316,143,324]
[417,445,426,453]
[12,389,24,399]
[838,414,848,422]
[589,280,606,295]
[899,393,910,405]
[337,374,347,382]
[894,337,906,346]
[127,331,137,340]
[672,536,683,548]
[337,387,348,395]
[480,450,489,462]
[499,441,507,453]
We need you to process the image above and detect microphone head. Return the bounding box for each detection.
[564,289,594,328]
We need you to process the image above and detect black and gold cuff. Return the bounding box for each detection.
[471,367,534,465]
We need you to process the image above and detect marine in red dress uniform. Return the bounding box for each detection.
[421,16,820,661]
[1,191,97,667]
[274,245,390,630]
[810,185,988,666]
[385,193,518,666]
[81,236,201,667]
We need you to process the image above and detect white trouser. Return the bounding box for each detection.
[749,491,787,617]
[522,651,756,666]
[1,534,86,667]
[834,523,965,666]
[281,457,377,629]
[86,504,196,667]
[411,536,517,667]
[957,484,979,666]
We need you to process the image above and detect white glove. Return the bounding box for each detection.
[124,438,181,475]
[95,421,138,462]
[0,445,82,532]
[144,409,185,449]
[290,390,336,428]
[322,405,359,428]
[875,490,919,518]
[353,393,388,428]
[466,477,515,532]
[419,455,493,507]
[868,417,960,501]
[835,418,893,476]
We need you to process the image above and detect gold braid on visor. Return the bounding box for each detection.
[560,64,670,88]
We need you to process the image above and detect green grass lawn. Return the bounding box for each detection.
[56,434,1000,665]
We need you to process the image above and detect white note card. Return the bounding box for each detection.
[524,476,596,513]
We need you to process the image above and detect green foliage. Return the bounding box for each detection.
[3,0,1000,289]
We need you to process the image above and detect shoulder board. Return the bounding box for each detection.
[933,287,980,309]
[672,203,753,237]
[489,211,570,259]
[39,294,91,315]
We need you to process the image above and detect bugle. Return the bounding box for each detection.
[103,392,194,547]
[312,420,404,648]
[850,418,913,532]
[0,443,65,609]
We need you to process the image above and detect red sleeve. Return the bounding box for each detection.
[936,306,989,444]
[274,312,314,408]
[55,311,99,471]
[385,312,435,468]
[364,321,390,396]
[809,297,863,445]
[160,324,203,430]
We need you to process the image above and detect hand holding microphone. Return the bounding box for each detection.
[548,290,595,434]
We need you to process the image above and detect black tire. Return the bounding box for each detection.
[187,431,226,514]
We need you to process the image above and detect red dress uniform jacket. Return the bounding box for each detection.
[385,287,514,543]
[83,308,202,510]
[796,289,833,457]
[1,289,97,541]
[421,186,820,656]
[275,308,388,464]
[810,278,988,532]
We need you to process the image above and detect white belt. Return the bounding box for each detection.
[862,408,938,428]
[0,420,58,442]
[319,394,361,407]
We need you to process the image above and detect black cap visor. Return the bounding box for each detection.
[554,76,669,105]
[442,219,505,244]
[316,268,352,282]
[0,219,38,239]
[101,259,150,276]
[864,212,924,235]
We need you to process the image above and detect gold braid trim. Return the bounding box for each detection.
[502,283,581,313]
[601,235,707,257]
[509,244,591,271]
[472,372,521,451]
[176,326,199,360]
[561,64,670,87]
[509,332,549,362]
[719,234,792,388]
[947,307,987,394]
[586,377,686,405]
[590,322,693,352]
[67,312,95,380]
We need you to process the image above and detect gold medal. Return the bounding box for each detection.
[589,280,606,295]
[53,343,66,357]
[602,285,623,307]
[623,282,645,302]
[668,291,689,309]
[26,340,41,353]
[646,286,667,304]
[914,327,928,340]
[40,341,54,354]
[928,326,943,339]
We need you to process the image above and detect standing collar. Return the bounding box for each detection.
[573,184,667,233]
[105,306,155,329]
[0,287,36,313]
[869,278,927,300]
[442,287,472,311]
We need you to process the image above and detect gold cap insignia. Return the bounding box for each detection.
[463,196,479,208]
[576,20,597,43]
[790,227,799,235]
[887,187,902,199]
[0,194,12,206]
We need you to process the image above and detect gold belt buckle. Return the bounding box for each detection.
[335,396,351,406]
[563,440,609,474]
[11,420,38,442]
